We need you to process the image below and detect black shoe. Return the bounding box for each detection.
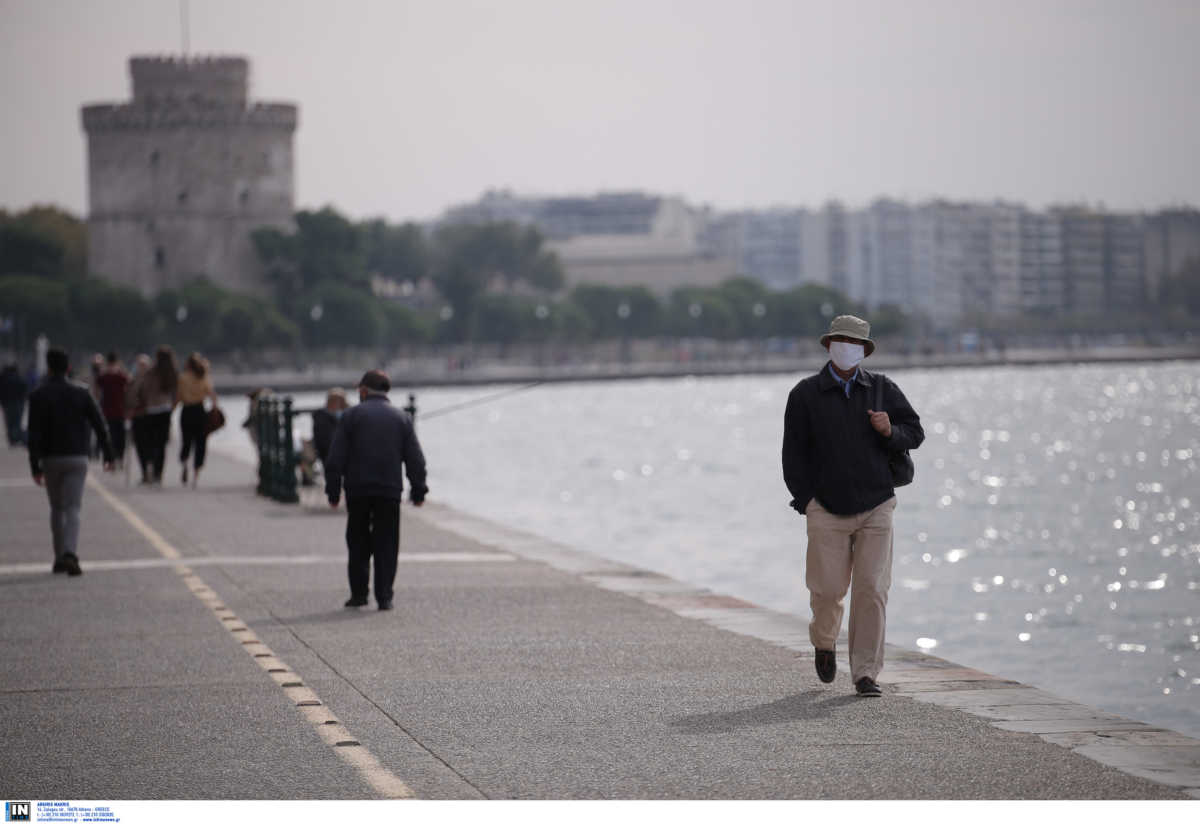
[815,649,836,683]
[344,596,368,608]
[377,601,393,611]
[63,554,82,577]
[52,559,68,574]
[855,676,882,697]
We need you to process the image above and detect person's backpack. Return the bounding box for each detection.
[874,372,915,487]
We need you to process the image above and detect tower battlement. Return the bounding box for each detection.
[131,55,249,108]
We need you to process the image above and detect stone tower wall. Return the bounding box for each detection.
[82,56,296,296]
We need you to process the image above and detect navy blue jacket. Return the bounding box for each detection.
[782,364,924,516]
[325,394,427,503]
[28,375,114,475]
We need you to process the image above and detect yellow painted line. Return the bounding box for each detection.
[85,477,415,799]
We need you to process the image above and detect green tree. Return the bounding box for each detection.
[362,219,429,284]
[567,284,662,339]
[67,278,156,350]
[0,222,64,278]
[379,301,431,350]
[768,284,861,338]
[668,287,738,339]
[303,281,382,348]
[154,278,227,353]
[430,222,565,340]
[0,274,70,342]
[715,277,772,337]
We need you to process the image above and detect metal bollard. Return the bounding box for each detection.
[278,397,299,503]
[404,393,417,422]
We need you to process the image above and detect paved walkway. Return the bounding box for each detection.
[1,445,1196,799]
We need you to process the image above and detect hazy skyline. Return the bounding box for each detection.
[2,0,1198,223]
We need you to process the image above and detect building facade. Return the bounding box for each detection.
[81,56,297,296]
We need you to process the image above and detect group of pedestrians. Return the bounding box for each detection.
[20,313,924,701]
[83,345,222,487]
[20,344,224,576]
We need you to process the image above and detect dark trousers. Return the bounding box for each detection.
[345,495,400,604]
[131,416,150,479]
[144,411,171,480]
[179,403,208,469]
[3,400,24,445]
[106,418,126,462]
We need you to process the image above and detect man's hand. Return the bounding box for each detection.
[412,500,424,508]
[33,473,44,486]
[866,409,892,438]
[103,461,115,473]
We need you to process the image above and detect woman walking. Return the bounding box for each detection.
[177,353,219,487]
[126,354,152,483]
[137,346,177,484]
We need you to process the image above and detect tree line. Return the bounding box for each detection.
[2,204,915,357]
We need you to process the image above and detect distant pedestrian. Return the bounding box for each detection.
[325,370,428,611]
[136,346,178,484]
[1,362,28,446]
[177,352,220,487]
[126,354,152,483]
[95,352,130,466]
[27,347,115,576]
[242,387,271,449]
[312,388,348,468]
[87,353,105,459]
[782,315,924,697]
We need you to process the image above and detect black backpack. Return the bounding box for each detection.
[874,372,915,487]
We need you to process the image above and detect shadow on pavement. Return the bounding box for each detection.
[669,691,862,733]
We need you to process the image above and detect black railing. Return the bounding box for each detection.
[253,392,418,503]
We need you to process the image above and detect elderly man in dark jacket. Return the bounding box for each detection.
[325,370,428,611]
[783,315,924,697]
[28,348,114,576]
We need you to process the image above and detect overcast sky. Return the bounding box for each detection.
[2,0,1198,222]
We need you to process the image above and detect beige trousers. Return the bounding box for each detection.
[805,496,896,681]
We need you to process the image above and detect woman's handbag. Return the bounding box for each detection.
[874,373,914,487]
[205,405,226,435]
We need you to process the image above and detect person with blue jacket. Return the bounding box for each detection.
[325,369,428,611]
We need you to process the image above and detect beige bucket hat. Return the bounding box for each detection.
[819,314,875,357]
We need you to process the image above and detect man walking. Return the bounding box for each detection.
[325,370,428,611]
[27,348,114,576]
[0,362,27,446]
[782,315,924,697]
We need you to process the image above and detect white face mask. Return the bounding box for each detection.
[829,341,865,371]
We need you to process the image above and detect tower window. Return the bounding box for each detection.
[150,150,160,167]
[177,190,188,204]
[239,190,249,207]
[154,247,166,269]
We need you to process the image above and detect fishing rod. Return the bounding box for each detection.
[417,381,545,421]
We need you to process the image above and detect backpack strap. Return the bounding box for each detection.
[874,371,884,411]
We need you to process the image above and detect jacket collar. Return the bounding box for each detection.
[818,362,873,392]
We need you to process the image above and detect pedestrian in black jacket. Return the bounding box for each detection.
[0,362,27,446]
[27,348,115,576]
[782,315,924,697]
[325,370,428,611]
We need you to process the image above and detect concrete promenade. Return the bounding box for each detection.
[1,445,1197,800]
